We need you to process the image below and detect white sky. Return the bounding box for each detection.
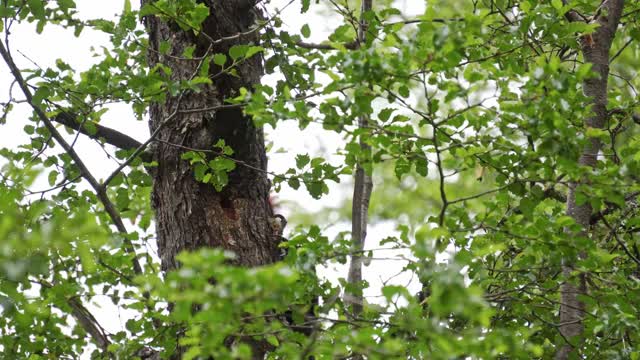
[0,0,428,349]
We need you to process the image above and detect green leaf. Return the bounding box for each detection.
[394,158,411,179]
[288,177,300,189]
[58,0,76,10]
[415,157,428,177]
[398,85,410,98]
[301,24,310,38]
[182,46,195,59]
[28,0,46,18]
[229,45,249,61]
[31,86,51,107]
[301,0,310,12]
[378,108,394,122]
[183,346,202,360]
[213,53,227,66]
[585,127,608,140]
[245,46,264,59]
[188,4,210,29]
[296,154,310,169]
[48,170,58,186]
[266,335,279,346]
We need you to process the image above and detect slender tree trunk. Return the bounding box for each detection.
[557,2,624,358]
[346,0,373,321]
[142,1,279,357]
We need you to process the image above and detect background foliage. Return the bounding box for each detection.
[1,0,640,358]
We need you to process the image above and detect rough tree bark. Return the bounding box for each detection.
[557,1,624,359]
[142,0,278,269]
[141,0,280,357]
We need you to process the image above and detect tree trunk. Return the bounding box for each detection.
[142,1,279,356]
[557,2,624,358]
[143,1,278,269]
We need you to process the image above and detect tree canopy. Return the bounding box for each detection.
[1,0,640,359]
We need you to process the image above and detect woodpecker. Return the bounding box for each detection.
[268,214,288,260]
[269,214,287,238]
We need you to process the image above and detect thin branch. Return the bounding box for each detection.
[434,134,448,227]
[610,37,634,63]
[602,212,640,266]
[40,277,110,351]
[99,104,178,190]
[290,5,470,50]
[153,138,335,187]
[52,110,149,161]
[44,82,341,169]
[384,17,465,26]
[560,0,587,23]
[295,40,358,50]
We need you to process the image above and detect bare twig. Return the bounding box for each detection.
[52,110,149,161]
